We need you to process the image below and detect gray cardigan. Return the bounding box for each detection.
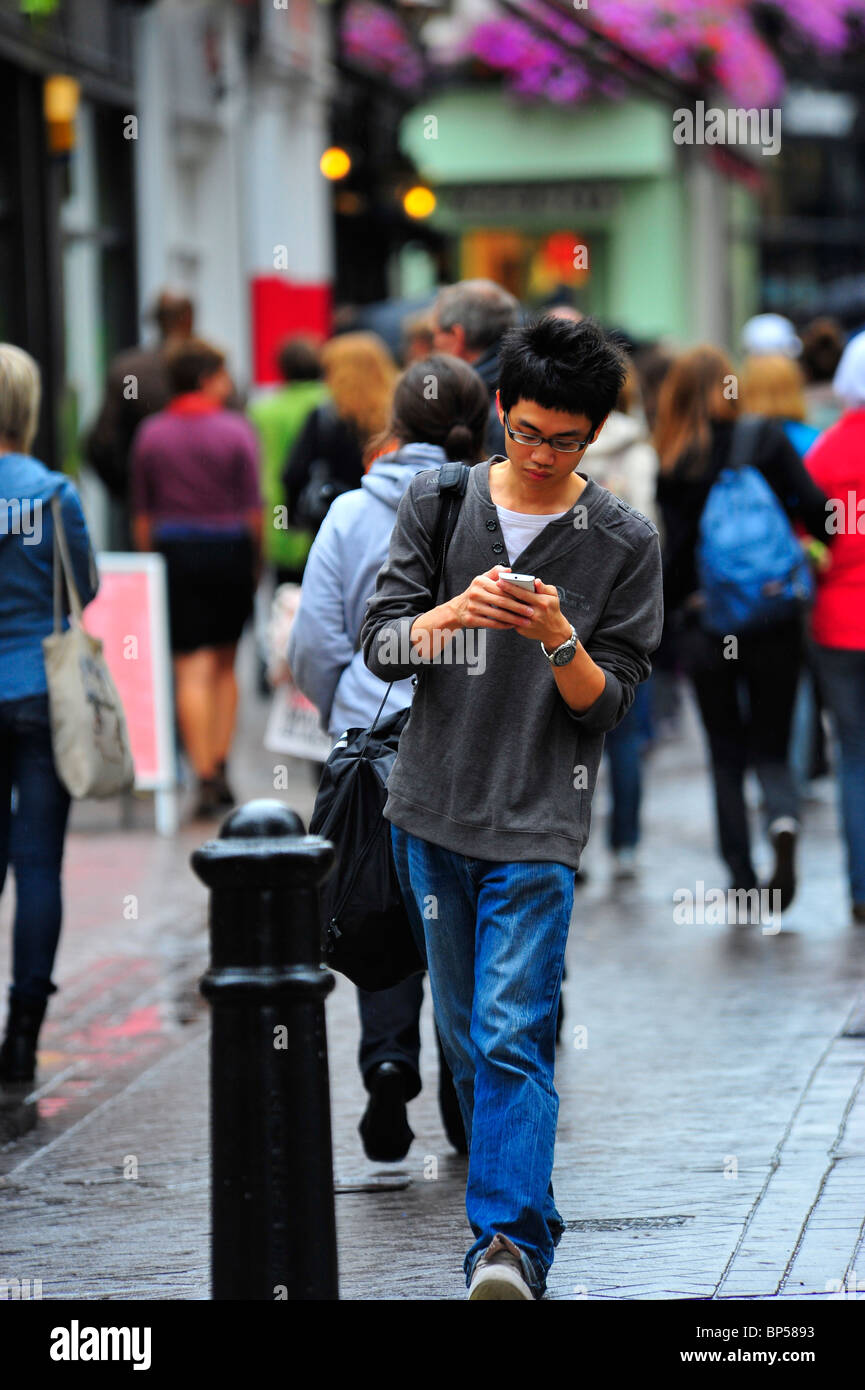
[360,459,663,870]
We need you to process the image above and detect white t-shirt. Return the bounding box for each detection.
[494,502,570,569]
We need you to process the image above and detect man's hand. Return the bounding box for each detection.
[445,565,531,631]
[494,571,573,649]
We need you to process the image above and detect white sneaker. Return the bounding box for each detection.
[467,1233,534,1300]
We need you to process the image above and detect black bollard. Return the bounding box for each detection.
[192,799,338,1301]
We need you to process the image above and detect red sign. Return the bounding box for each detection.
[251,274,332,384]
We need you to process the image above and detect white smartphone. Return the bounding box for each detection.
[499,572,536,591]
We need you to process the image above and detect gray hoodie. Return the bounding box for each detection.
[360,459,663,870]
[288,442,450,737]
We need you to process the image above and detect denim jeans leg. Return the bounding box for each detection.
[814,646,865,904]
[0,710,11,905]
[390,826,574,1296]
[391,819,429,969]
[3,695,71,1002]
[604,703,642,850]
[463,857,573,1295]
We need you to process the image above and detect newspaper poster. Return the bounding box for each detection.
[263,680,333,761]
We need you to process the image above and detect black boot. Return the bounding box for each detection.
[435,1026,468,1155]
[192,777,223,819]
[0,995,48,1084]
[765,820,798,913]
[358,1062,414,1162]
[213,760,237,808]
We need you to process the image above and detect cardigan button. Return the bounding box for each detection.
[485,519,497,531]
[491,542,504,554]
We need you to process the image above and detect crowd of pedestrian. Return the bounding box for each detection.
[1,274,863,1299]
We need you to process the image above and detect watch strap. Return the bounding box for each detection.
[541,624,577,659]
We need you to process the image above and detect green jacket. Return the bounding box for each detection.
[247,382,328,570]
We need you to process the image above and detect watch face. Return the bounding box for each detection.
[552,643,576,666]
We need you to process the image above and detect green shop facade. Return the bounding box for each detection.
[398,89,760,349]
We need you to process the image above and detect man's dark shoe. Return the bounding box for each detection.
[0,995,48,1085]
[359,1062,414,1162]
[852,903,865,926]
[765,819,797,913]
[435,1029,467,1154]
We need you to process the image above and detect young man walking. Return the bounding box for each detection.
[361,316,664,1299]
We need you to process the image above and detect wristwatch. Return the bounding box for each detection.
[541,624,579,667]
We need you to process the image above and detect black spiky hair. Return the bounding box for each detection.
[498,315,629,432]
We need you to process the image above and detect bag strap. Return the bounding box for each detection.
[431,461,471,598]
[363,462,471,740]
[726,415,765,473]
[50,492,84,633]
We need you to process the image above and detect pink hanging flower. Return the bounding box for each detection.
[341,1,425,90]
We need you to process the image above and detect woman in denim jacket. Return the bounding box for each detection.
[0,344,99,1082]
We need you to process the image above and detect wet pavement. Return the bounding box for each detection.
[1,637,864,1301]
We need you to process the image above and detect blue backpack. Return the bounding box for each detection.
[696,416,814,635]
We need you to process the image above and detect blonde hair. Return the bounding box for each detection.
[740,353,808,422]
[0,343,41,453]
[654,345,738,475]
[320,333,397,444]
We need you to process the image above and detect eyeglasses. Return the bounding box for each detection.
[503,411,594,454]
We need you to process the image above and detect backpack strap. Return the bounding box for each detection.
[726,414,766,473]
[430,461,471,602]
[362,462,470,731]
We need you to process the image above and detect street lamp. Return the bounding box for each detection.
[320,146,352,180]
[403,185,436,219]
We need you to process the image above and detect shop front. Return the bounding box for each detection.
[400,88,758,347]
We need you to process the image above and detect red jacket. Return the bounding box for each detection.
[805,408,865,649]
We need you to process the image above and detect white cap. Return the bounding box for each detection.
[832,330,865,407]
[741,313,802,358]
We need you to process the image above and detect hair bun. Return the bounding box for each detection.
[444,420,474,460]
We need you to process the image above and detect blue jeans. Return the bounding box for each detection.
[814,646,865,904]
[604,681,651,850]
[391,822,575,1297]
[0,693,72,1003]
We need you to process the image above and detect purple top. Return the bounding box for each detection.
[131,405,261,536]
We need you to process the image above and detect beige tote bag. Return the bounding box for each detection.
[41,493,135,798]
